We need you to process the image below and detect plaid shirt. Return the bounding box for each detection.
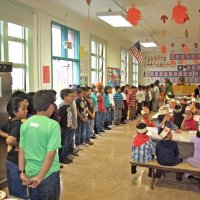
[131,140,155,163]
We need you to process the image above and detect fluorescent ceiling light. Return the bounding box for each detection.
[96,11,133,27]
[141,42,157,48]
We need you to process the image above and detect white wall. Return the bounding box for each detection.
[1,0,131,91]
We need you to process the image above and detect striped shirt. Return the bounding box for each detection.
[131,140,155,163]
[113,92,123,106]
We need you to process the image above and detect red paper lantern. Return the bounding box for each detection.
[127,6,142,26]
[172,1,188,24]
[161,44,167,54]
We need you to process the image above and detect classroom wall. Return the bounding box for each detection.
[0,0,131,91]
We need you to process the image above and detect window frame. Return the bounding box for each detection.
[120,48,129,85]
[132,55,138,87]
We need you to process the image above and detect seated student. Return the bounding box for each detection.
[184,130,200,181]
[191,98,200,115]
[156,107,178,131]
[131,122,155,177]
[156,126,183,181]
[181,106,198,131]
[180,98,188,114]
[171,104,184,128]
[141,107,155,127]
[165,92,175,105]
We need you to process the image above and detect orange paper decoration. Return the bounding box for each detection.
[184,46,189,54]
[161,44,167,54]
[185,29,188,39]
[172,1,188,24]
[194,59,198,64]
[127,6,142,26]
[170,60,175,65]
[181,59,185,65]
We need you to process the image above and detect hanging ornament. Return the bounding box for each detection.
[172,1,188,24]
[171,43,175,48]
[185,29,189,39]
[184,45,189,54]
[181,43,185,48]
[86,0,91,6]
[127,6,142,26]
[194,42,198,49]
[161,44,167,54]
[162,30,166,37]
[161,15,168,23]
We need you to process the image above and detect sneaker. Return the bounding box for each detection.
[60,165,64,169]
[73,148,79,153]
[71,151,79,156]
[75,146,84,150]
[81,143,89,146]
[61,158,73,164]
[90,134,97,139]
[99,130,105,132]
[86,140,94,145]
[66,155,74,160]
[105,127,111,130]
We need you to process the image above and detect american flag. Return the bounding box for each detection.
[130,41,142,63]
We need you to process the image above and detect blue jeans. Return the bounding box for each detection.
[84,120,92,141]
[96,112,105,131]
[29,171,60,200]
[75,119,85,145]
[5,160,27,199]
[59,128,71,161]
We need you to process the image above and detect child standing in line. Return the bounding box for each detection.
[153,80,160,112]
[134,85,143,118]
[104,86,112,129]
[127,86,137,120]
[75,88,88,147]
[121,86,128,124]
[184,130,200,181]
[59,89,75,164]
[0,97,28,199]
[108,86,115,126]
[113,86,123,125]
[96,86,106,132]
[19,90,61,200]
[131,122,155,177]
[181,106,198,131]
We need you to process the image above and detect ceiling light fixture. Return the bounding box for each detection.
[96,10,133,27]
[141,42,157,48]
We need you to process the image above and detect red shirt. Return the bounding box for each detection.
[97,94,106,112]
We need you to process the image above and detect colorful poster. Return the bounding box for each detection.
[107,67,120,87]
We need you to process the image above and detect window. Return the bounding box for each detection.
[51,22,80,104]
[120,48,128,85]
[90,36,106,84]
[0,21,29,90]
[132,55,138,87]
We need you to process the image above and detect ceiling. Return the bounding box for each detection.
[50,0,200,53]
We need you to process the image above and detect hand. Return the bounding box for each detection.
[28,175,43,188]
[20,173,31,186]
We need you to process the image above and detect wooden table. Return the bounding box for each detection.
[147,127,195,159]
[173,85,197,95]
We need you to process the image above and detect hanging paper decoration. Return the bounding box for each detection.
[161,44,167,54]
[161,15,168,23]
[181,43,185,48]
[172,1,188,24]
[184,45,189,54]
[171,43,175,48]
[86,0,91,6]
[181,59,185,65]
[194,42,198,49]
[127,6,142,26]
[170,59,175,65]
[185,29,189,39]
[194,58,198,65]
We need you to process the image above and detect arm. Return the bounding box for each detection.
[6,136,18,147]
[0,130,8,138]
[180,119,186,130]
[18,147,30,186]
[28,150,56,188]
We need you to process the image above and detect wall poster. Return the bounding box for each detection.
[107,67,120,87]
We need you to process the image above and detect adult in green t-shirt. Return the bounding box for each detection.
[19,90,61,200]
[164,78,174,96]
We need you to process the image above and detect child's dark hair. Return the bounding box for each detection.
[136,122,147,130]
[76,88,83,95]
[115,86,120,91]
[98,86,104,93]
[196,130,200,138]
[121,86,125,93]
[60,89,72,100]
[157,114,165,123]
[6,97,25,119]
[104,86,110,95]
[85,87,92,92]
[49,89,57,96]
[11,90,28,100]
[33,90,54,112]
[27,92,36,116]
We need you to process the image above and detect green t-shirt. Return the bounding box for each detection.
[19,115,61,179]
